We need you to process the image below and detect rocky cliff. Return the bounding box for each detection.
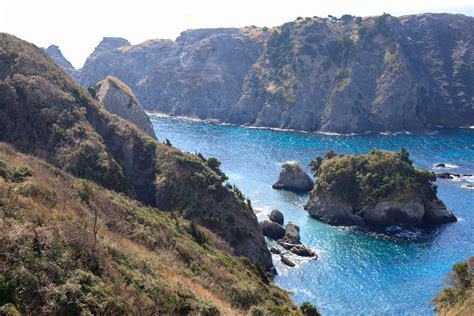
[0,33,272,271]
[50,13,474,133]
[304,149,457,228]
[90,76,156,138]
[44,44,80,80]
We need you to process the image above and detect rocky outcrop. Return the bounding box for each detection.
[305,150,457,229]
[0,33,273,271]
[281,222,301,244]
[269,209,284,225]
[260,220,285,240]
[272,163,314,192]
[57,13,474,133]
[44,45,79,80]
[90,76,156,139]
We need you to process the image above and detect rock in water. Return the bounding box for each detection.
[280,256,296,267]
[281,222,301,244]
[305,150,457,229]
[259,220,286,240]
[272,162,314,193]
[90,76,157,139]
[269,209,284,225]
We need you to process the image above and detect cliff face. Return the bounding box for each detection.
[90,76,156,139]
[0,33,272,270]
[69,13,473,133]
[44,45,79,80]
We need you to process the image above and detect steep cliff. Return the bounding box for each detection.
[90,76,156,138]
[44,44,79,80]
[71,13,473,133]
[0,33,272,270]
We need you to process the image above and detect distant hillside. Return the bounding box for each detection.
[0,143,298,315]
[0,33,272,271]
[49,13,474,133]
[44,45,79,80]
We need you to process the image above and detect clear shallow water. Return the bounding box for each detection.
[150,116,474,316]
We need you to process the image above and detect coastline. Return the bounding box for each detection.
[147,111,473,136]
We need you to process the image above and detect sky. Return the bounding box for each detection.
[1,0,473,68]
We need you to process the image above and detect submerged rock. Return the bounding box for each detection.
[305,150,457,229]
[269,209,284,225]
[272,162,313,193]
[259,220,285,240]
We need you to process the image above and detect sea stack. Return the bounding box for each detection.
[272,162,314,193]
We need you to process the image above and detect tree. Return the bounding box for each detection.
[309,156,323,177]
[300,301,321,316]
[325,150,337,160]
[399,147,412,164]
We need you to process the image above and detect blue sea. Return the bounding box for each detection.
[150,115,474,316]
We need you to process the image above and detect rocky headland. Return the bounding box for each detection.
[47,13,474,133]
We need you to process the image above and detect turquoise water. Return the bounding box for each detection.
[150,116,474,316]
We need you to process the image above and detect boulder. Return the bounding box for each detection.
[269,209,284,225]
[281,222,301,244]
[272,163,314,193]
[259,221,285,240]
[280,256,296,267]
[270,246,281,254]
[290,245,316,257]
[435,163,446,168]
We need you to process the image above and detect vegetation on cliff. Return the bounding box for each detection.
[0,33,272,270]
[310,149,437,207]
[306,149,456,227]
[0,144,299,315]
[434,257,474,315]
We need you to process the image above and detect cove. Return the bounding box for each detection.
[150,115,474,315]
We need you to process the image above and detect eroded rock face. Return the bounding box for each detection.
[65,14,474,133]
[44,45,79,80]
[272,165,314,192]
[91,76,157,139]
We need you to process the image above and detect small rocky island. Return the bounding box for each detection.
[272,162,314,193]
[305,149,457,228]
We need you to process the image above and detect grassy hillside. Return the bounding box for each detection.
[434,257,474,316]
[0,143,299,315]
[0,33,272,270]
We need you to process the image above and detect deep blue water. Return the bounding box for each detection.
[150,115,474,316]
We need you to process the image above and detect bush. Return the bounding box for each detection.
[300,301,321,316]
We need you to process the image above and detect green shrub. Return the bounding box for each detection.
[300,301,321,316]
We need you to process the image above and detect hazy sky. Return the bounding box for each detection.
[1,0,473,68]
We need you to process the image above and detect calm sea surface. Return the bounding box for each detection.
[151,115,474,315]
